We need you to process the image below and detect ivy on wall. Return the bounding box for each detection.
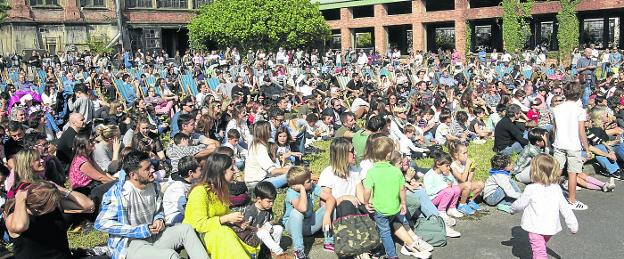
[501,0,534,52]
[465,22,472,56]
[556,0,580,64]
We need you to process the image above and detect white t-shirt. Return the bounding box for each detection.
[552,100,586,151]
[435,123,450,145]
[359,159,374,180]
[318,166,361,199]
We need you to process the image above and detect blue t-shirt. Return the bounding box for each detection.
[282,184,321,224]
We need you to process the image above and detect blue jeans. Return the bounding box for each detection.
[285,207,328,252]
[373,211,407,258]
[582,79,593,107]
[595,144,620,174]
[613,144,624,164]
[500,142,523,156]
[484,180,520,206]
[406,188,439,218]
[262,174,287,189]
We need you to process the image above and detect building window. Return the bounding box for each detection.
[29,0,58,6]
[582,18,604,48]
[127,0,153,8]
[475,25,492,50]
[194,0,212,9]
[434,27,455,50]
[538,21,554,49]
[386,1,412,15]
[158,0,187,9]
[609,17,620,48]
[330,33,341,50]
[322,9,340,20]
[352,5,374,18]
[80,0,105,7]
[45,38,58,55]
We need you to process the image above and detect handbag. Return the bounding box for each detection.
[333,214,380,257]
[413,215,447,247]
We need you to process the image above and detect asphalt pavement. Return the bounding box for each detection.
[306,174,624,259]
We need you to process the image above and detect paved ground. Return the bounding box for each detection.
[306,174,624,259]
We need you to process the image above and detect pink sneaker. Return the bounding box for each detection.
[323,243,335,252]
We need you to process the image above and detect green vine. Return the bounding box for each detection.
[465,22,472,57]
[556,0,580,64]
[501,0,533,52]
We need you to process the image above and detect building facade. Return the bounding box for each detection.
[320,0,624,55]
[0,0,204,56]
[1,0,623,56]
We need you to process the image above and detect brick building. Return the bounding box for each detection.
[1,0,623,56]
[320,0,624,55]
[0,0,204,56]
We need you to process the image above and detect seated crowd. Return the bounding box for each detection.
[0,45,621,259]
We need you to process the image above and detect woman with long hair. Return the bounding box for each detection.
[5,149,46,198]
[318,137,364,215]
[225,106,251,148]
[244,121,290,188]
[4,181,94,259]
[184,153,258,258]
[69,132,115,196]
[131,117,166,160]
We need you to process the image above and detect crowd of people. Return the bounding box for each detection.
[0,43,621,259]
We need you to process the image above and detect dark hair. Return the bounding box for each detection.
[274,126,292,146]
[495,103,506,113]
[178,155,199,178]
[528,128,547,145]
[23,132,46,149]
[7,120,22,133]
[122,151,151,175]
[269,107,284,119]
[432,151,453,168]
[177,113,194,129]
[214,146,234,157]
[254,181,277,200]
[366,115,387,132]
[439,108,452,123]
[227,129,241,140]
[73,132,93,157]
[194,153,233,203]
[306,113,319,123]
[563,82,582,101]
[505,104,522,118]
[173,133,190,145]
[490,153,511,170]
[474,106,485,115]
[455,111,468,123]
[74,83,86,94]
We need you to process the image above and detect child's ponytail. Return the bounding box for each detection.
[447,139,466,159]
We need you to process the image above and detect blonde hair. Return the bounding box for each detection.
[287,166,311,186]
[530,154,561,185]
[404,124,416,134]
[95,124,120,142]
[13,149,43,190]
[368,136,395,162]
[329,137,352,179]
[362,133,385,160]
[589,106,608,128]
[389,151,402,166]
[4,181,61,216]
[447,140,467,160]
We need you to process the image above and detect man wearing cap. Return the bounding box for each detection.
[577,47,597,107]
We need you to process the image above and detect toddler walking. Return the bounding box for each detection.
[512,154,578,259]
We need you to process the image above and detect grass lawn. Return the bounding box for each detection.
[68,140,498,249]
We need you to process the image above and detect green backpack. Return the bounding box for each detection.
[413,215,448,247]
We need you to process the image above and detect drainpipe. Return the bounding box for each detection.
[115,0,125,49]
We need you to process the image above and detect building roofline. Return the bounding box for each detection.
[314,0,410,10]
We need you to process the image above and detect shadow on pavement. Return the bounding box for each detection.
[500,226,561,259]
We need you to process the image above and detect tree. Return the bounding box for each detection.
[87,34,114,55]
[557,0,580,65]
[0,0,10,22]
[501,0,533,52]
[189,0,330,50]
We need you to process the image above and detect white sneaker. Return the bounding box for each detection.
[447,208,464,218]
[410,236,434,252]
[562,180,582,191]
[445,225,461,238]
[569,200,588,210]
[439,212,456,226]
[400,245,432,259]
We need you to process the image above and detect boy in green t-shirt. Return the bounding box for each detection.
[363,136,431,259]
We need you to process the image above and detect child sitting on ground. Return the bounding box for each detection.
[483,154,522,213]
[448,140,484,215]
[424,152,464,221]
[512,154,578,259]
[364,137,432,259]
[282,166,335,259]
[223,129,248,170]
[231,182,287,258]
[512,128,549,184]
[162,155,202,225]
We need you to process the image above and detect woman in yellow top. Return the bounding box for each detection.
[183,153,258,259]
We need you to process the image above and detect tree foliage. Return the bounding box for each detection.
[557,0,580,64]
[501,0,533,52]
[189,0,331,50]
[87,34,114,55]
[0,0,11,22]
